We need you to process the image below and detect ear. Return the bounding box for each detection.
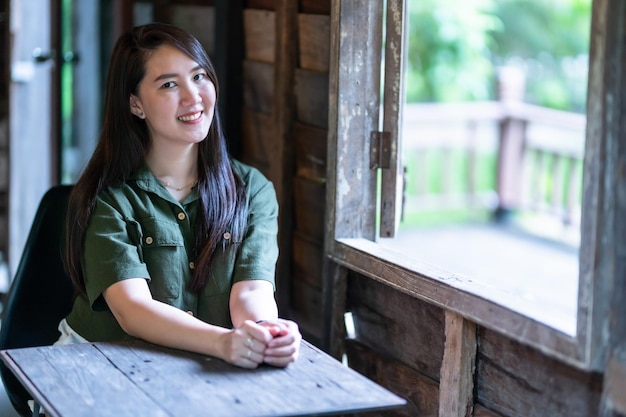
[129,94,145,119]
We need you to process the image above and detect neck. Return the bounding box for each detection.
[146,144,198,186]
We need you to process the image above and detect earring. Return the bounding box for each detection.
[137,112,144,118]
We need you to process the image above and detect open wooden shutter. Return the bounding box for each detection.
[375,0,407,238]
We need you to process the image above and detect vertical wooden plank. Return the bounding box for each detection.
[323,0,383,353]
[379,0,407,238]
[439,311,476,417]
[243,8,274,63]
[326,0,382,242]
[271,0,298,314]
[322,260,347,358]
[601,347,626,416]
[600,1,626,411]
[580,0,622,371]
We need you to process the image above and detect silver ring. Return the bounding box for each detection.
[246,337,253,348]
[247,349,252,359]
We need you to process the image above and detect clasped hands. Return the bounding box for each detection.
[225,318,301,369]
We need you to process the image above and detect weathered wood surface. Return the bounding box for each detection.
[243,60,274,113]
[270,0,298,316]
[1,340,406,417]
[347,274,445,381]
[295,68,329,128]
[293,176,325,243]
[346,340,438,417]
[298,13,330,72]
[240,108,274,176]
[291,278,323,345]
[295,122,327,181]
[476,328,603,417]
[243,8,275,63]
[439,312,476,417]
[602,347,626,415]
[169,4,216,55]
[299,0,331,15]
[472,405,504,417]
[292,231,323,289]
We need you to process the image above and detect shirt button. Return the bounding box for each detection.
[187,310,194,316]
[223,232,231,240]
[177,212,186,221]
[189,261,195,270]
[145,236,153,245]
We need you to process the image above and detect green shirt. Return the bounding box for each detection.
[65,160,279,341]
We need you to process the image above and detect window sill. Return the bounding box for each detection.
[328,237,587,368]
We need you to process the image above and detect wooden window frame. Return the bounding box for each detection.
[325,0,624,371]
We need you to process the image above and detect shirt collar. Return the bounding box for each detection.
[130,163,199,205]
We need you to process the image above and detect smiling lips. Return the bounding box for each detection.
[178,111,202,122]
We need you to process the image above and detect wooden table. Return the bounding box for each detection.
[0,340,406,417]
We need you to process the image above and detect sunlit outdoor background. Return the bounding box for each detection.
[382,0,591,334]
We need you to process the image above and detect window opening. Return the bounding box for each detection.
[378,0,591,335]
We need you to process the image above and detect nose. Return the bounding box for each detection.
[180,83,201,106]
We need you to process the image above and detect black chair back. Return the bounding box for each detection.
[0,185,75,416]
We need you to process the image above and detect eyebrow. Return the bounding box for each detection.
[153,65,204,82]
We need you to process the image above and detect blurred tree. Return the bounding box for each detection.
[406,0,591,112]
[406,0,498,102]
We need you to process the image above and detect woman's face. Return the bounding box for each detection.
[130,45,216,148]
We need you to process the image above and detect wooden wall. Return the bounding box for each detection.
[240,0,330,346]
[236,3,611,415]
[345,274,605,417]
[236,1,623,416]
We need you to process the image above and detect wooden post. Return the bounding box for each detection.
[439,311,476,417]
[271,0,298,315]
[494,66,527,222]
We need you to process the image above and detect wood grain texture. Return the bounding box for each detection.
[476,328,603,417]
[298,13,330,72]
[243,8,275,63]
[346,340,438,417]
[240,108,274,175]
[293,176,326,243]
[292,231,323,289]
[242,60,274,113]
[291,278,323,345]
[1,340,406,417]
[347,273,445,381]
[294,68,330,128]
[299,0,331,15]
[439,312,476,417]
[295,122,328,181]
[472,405,504,417]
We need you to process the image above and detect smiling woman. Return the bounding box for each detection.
[56,22,301,369]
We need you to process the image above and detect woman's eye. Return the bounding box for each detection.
[161,81,176,89]
[194,73,207,81]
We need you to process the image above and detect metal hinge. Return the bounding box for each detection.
[370,131,392,169]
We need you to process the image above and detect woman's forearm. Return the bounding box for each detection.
[229,280,278,328]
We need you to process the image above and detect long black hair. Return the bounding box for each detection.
[65,23,248,294]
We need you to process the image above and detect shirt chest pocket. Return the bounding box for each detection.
[134,218,187,301]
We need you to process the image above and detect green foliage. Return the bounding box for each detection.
[406,0,499,102]
[406,0,592,112]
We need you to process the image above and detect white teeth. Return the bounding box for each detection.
[178,112,202,122]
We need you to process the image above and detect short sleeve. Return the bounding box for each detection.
[83,196,150,310]
[231,164,279,287]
